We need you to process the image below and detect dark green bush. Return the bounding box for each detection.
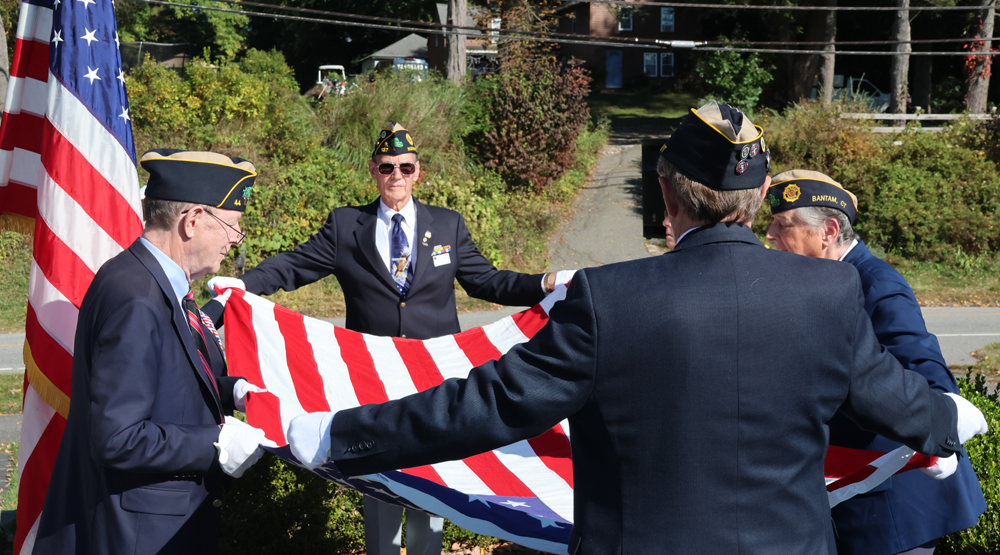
[939,374,1000,554]
[695,40,774,114]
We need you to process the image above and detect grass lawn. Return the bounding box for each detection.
[0,375,21,417]
[954,342,1000,378]
[586,90,700,121]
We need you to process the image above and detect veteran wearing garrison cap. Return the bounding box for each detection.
[285,101,986,554]
[765,170,986,555]
[204,123,570,554]
[35,150,275,555]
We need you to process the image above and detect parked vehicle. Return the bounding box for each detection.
[373,58,429,81]
[315,64,348,99]
[811,75,891,112]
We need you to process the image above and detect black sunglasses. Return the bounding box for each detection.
[182,208,247,245]
[377,163,417,176]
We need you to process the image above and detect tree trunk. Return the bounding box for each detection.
[888,0,911,113]
[965,0,995,113]
[819,0,837,105]
[786,8,828,102]
[446,0,467,84]
[0,15,9,111]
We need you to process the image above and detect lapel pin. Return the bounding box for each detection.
[422,231,431,246]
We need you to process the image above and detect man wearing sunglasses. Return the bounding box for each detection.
[206,122,565,554]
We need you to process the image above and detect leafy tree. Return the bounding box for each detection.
[116,0,249,60]
[696,44,774,113]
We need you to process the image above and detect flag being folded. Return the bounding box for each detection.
[224,288,937,553]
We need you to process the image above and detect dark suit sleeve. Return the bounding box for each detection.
[88,298,221,473]
[839,283,959,458]
[329,271,600,477]
[240,209,341,296]
[865,278,957,394]
[217,376,241,413]
[453,214,547,307]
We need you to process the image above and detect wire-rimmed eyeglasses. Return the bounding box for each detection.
[182,208,246,245]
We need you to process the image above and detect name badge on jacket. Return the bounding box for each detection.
[432,245,452,267]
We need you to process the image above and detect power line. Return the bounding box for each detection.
[207,0,994,48]
[134,0,1000,55]
[565,0,997,12]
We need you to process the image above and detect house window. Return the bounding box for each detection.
[661,8,675,32]
[660,53,675,78]
[644,53,658,77]
[617,10,633,31]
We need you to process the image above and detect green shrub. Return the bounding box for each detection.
[220,456,365,555]
[696,43,774,114]
[939,374,1000,554]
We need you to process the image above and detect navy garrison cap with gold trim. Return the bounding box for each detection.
[373,122,417,158]
[140,149,257,212]
[767,169,858,224]
[660,101,769,190]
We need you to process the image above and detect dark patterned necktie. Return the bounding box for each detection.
[183,290,223,411]
[390,213,413,298]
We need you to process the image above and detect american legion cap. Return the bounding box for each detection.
[767,169,858,224]
[660,101,769,191]
[373,122,417,158]
[140,149,257,212]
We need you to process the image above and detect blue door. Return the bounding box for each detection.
[606,50,622,89]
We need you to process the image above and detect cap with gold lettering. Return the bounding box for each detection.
[766,169,858,224]
[660,101,769,191]
[373,122,417,158]
[140,149,257,212]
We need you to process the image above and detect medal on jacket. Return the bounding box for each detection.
[392,253,410,279]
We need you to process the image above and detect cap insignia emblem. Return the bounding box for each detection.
[783,184,801,203]
[741,145,750,159]
[735,159,749,174]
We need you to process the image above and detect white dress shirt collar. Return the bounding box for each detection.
[139,237,190,308]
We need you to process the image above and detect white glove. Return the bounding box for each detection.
[207,276,246,298]
[286,412,335,469]
[945,393,988,445]
[920,453,959,480]
[214,416,277,478]
[233,379,267,412]
[554,270,577,287]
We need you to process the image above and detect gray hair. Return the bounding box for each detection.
[790,206,858,247]
[657,156,764,225]
[142,198,196,231]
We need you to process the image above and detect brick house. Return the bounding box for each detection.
[555,1,703,89]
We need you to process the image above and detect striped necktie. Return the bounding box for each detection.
[390,213,413,298]
[183,290,222,410]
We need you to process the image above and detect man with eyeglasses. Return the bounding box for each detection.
[35,150,275,555]
[206,122,566,555]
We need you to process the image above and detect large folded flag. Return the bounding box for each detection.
[225,288,938,553]
[0,0,143,551]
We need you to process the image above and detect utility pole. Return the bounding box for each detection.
[446,0,468,84]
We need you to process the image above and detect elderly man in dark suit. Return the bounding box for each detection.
[34,150,275,555]
[765,170,986,555]
[206,123,565,554]
[285,102,988,555]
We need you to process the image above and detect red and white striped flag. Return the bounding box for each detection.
[0,0,143,550]
[224,288,938,551]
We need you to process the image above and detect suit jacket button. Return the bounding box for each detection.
[212,499,222,508]
[947,437,956,447]
[366,441,374,449]
[401,334,407,339]
[400,302,406,308]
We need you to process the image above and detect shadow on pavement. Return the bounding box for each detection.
[607,115,683,146]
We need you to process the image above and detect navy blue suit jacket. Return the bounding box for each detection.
[323,224,961,555]
[35,240,241,555]
[236,198,545,339]
[829,241,986,554]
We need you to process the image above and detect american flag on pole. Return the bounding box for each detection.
[0,0,142,550]
[224,287,940,553]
